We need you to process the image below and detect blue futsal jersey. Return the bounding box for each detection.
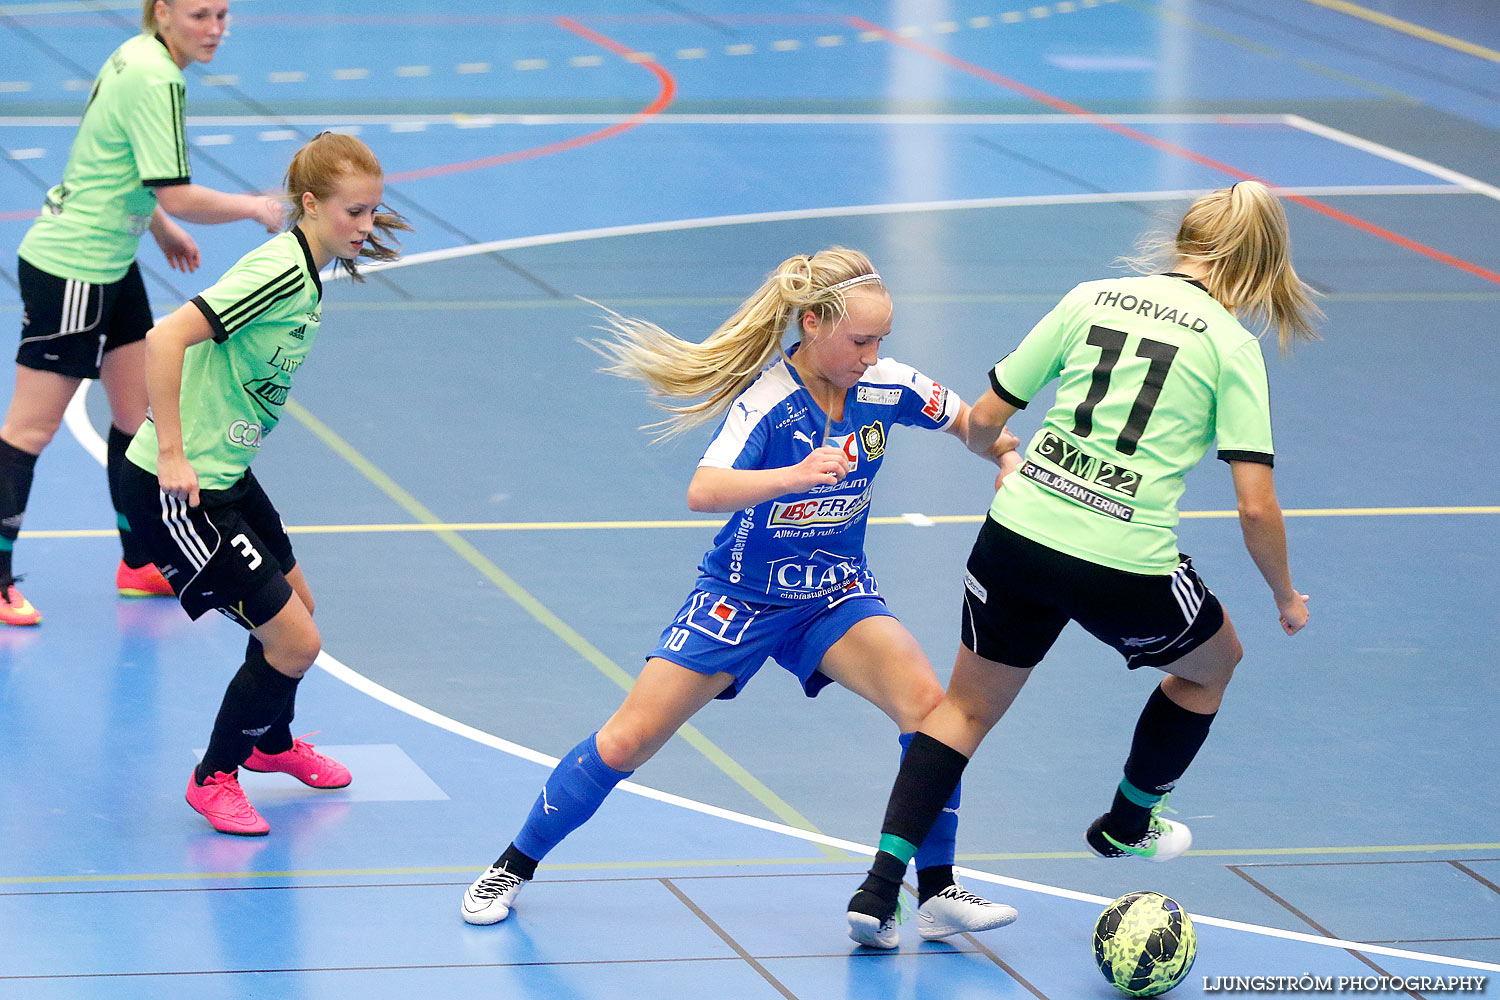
[695,354,962,604]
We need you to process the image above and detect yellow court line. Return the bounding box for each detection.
[7,841,1496,887]
[20,504,1500,540]
[1298,0,1500,63]
[280,401,850,862]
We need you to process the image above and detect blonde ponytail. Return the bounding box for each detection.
[1128,181,1321,351]
[591,247,884,440]
[142,0,162,32]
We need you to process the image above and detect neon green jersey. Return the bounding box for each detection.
[129,229,322,490]
[18,33,189,284]
[989,273,1274,574]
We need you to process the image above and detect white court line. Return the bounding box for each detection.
[353,184,1468,277]
[1283,114,1500,203]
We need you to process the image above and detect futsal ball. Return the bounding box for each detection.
[1093,891,1197,997]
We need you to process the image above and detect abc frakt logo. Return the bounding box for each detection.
[227,420,267,448]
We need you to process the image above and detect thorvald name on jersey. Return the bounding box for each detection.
[856,386,901,405]
[1094,289,1209,332]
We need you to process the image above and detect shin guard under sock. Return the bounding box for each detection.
[108,425,151,568]
[1107,684,1217,838]
[0,437,39,580]
[246,638,298,755]
[196,649,299,782]
[511,732,632,864]
[899,732,962,883]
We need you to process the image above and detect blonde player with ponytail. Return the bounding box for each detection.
[848,182,1319,947]
[463,247,1022,944]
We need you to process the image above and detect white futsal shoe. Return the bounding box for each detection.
[916,883,1019,940]
[461,863,528,925]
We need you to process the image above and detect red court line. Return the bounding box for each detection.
[384,18,676,184]
[0,210,40,222]
[847,17,1500,286]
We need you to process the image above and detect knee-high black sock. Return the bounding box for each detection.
[0,437,39,581]
[1105,684,1217,838]
[108,425,151,569]
[196,642,299,783]
[849,733,969,917]
[248,637,298,755]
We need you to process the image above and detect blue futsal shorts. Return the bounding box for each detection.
[647,572,894,700]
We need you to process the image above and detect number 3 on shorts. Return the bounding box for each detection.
[230,533,263,570]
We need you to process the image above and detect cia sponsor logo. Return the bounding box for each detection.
[859,421,885,461]
[766,550,861,595]
[856,386,901,405]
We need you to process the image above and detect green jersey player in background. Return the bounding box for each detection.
[847,181,1318,946]
[118,132,408,836]
[1,0,284,626]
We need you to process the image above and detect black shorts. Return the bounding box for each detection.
[16,257,153,379]
[959,516,1225,670]
[119,460,296,630]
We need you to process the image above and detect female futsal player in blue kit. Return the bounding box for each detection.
[462,247,1020,944]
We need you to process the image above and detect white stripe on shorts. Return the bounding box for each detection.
[159,492,212,569]
[1168,564,1202,622]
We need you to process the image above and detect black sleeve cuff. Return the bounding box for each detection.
[191,295,230,343]
[989,368,1029,409]
[143,176,191,188]
[1218,449,1274,467]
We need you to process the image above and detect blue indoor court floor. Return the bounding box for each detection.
[2,2,1498,997]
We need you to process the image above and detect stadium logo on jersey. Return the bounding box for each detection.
[1035,431,1141,496]
[857,386,901,405]
[859,421,886,461]
[768,484,872,527]
[242,376,290,419]
[921,382,949,421]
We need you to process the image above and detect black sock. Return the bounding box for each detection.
[1106,684,1217,837]
[849,851,907,917]
[916,864,954,905]
[196,645,299,783]
[0,437,39,581]
[493,843,540,881]
[247,637,298,755]
[108,425,151,569]
[880,733,970,851]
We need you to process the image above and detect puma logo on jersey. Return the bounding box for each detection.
[792,430,816,449]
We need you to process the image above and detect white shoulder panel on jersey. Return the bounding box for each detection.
[699,359,801,469]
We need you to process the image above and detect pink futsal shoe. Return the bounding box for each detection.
[186,770,269,836]
[243,736,352,789]
[116,559,175,597]
[0,577,41,626]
